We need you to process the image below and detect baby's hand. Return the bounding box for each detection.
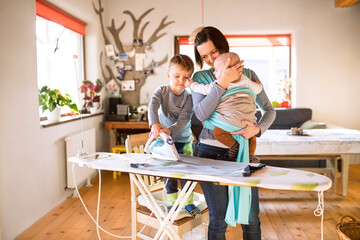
[217,58,244,89]
[185,78,194,88]
[150,123,163,138]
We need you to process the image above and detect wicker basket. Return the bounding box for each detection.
[336,216,360,240]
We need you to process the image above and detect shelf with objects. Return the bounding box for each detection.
[92,0,175,123]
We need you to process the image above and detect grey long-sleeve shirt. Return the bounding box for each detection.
[192,68,275,144]
[148,85,194,143]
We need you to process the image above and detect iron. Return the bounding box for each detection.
[144,132,180,161]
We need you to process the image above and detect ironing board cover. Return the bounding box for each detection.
[69,153,332,192]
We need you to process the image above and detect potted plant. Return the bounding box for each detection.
[38,86,79,123]
[79,79,104,114]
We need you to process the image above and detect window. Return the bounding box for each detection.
[36,0,86,117]
[175,35,292,106]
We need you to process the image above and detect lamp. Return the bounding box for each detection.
[188,0,205,43]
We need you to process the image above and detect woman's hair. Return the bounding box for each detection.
[194,26,229,69]
[168,54,194,74]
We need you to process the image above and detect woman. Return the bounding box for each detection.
[192,26,275,240]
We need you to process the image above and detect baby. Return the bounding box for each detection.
[186,52,262,160]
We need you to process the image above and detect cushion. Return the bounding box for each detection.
[300,120,327,129]
[137,190,207,220]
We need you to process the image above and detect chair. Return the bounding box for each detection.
[112,144,127,179]
[125,132,209,239]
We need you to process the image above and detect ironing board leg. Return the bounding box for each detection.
[158,181,198,240]
[129,173,137,240]
[130,174,179,240]
[130,174,197,240]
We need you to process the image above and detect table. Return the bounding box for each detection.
[104,121,149,151]
[255,129,360,196]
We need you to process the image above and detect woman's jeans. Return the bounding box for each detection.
[197,143,261,240]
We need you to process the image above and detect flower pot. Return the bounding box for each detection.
[47,107,61,123]
[90,102,101,114]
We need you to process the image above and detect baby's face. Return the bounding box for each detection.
[213,59,225,80]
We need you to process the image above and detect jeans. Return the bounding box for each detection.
[197,143,261,240]
[165,142,192,194]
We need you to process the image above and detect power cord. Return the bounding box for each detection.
[72,164,158,239]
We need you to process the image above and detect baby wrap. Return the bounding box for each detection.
[200,68,256,226]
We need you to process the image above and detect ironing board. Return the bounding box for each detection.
[69,152,332,240]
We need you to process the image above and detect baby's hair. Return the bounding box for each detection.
[216,52,240,68]
[169,54,194,74]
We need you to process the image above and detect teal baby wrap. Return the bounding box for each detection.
[196,68,256,226]
[203,86,256,226]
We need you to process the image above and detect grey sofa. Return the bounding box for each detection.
[255,107,326,130]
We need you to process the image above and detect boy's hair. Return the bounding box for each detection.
[215,52,240,68]
[169,54,194,74]
[194,26,229,69]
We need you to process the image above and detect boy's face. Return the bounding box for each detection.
[167,65,192,95]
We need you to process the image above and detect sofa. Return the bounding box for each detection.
[255,107,327,130]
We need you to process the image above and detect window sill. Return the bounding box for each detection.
[40,112,104,128]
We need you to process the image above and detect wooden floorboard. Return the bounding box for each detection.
[16,165,360,240]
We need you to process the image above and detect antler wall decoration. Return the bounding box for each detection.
[93,0,175,104]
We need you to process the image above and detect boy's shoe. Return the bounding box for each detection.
[249,155,260,163]
[185,204,201,218]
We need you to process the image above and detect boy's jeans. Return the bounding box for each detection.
[197,143,261,240]
[165,142,188,194]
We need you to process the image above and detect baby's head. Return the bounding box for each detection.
[168,54,194,94]
[213,52,240,80]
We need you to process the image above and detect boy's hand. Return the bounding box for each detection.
[150,123,163,138]
[185,78,194,88]
[159,128,171,139]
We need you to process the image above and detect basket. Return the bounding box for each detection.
[336,215,360,240]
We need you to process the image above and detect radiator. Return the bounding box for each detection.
[65,128,97,190]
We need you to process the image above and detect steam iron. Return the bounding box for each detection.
[144,132,180,161]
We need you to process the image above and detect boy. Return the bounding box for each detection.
[185,52,262,161]
[148,54,200,217]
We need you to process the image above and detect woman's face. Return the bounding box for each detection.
[196,40,221,68]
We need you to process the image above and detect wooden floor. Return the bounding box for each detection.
[16,165,360,240]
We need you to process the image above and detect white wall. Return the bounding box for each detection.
[0,0,359,239]
[0,0,107,239]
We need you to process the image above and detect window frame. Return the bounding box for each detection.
[175,34,292,106]
[36,0,90,125]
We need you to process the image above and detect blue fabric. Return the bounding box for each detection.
[192,68,216,84]
[202,85,256,226]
